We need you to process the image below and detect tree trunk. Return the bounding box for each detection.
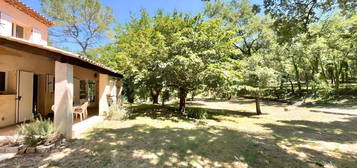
[289,79,295,94]
[191,91,195,101]
[178,88,187,114]
[255,95,262,115]
[150,88,161,104]
[334,61,343,90]
[292,57,302,95]
[228,94,232,100]
[305,71,309,92]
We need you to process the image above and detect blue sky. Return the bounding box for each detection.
[21,0,263,51]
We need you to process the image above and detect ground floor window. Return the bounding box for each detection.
[80,80,96,103]
[88,80,96,103]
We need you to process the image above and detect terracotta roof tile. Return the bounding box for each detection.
[0,35,123,77]
[4,0,54,26]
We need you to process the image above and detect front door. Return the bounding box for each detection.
[16,71,34,122]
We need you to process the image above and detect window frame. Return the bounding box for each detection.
[31,27,42,43]
[15,24,24,39]
[11,22,26,39]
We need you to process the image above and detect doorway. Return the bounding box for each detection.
[33,74,40,116]
[16,71,33,122]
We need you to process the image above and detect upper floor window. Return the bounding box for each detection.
[14,24,24,39]
[31,28,42,44]
[1,12,46,45]
[0,12,12,36]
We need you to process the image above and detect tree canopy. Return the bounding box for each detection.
[41,0,115,57]
[94,0,356,115]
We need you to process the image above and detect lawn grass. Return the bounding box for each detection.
[1,99,356,168]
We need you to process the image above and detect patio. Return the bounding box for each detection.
[0,107,104,139]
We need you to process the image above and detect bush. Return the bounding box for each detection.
[187,108,208,119]
[17,119,55,147]
[107,104,129,120]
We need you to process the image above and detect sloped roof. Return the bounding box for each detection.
[4,0,54,26]
[0,35,123,78]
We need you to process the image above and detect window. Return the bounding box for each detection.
[0,72,5,92]
[79,80,96,103]
[79,80,87,99]
[88,80,96,102]
[15,25,24,39]
[0,12,13,36]
[32,28,42,44]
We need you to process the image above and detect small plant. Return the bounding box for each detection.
[107,104,129,120]
[17,119,55,147]
[187,108,208,119]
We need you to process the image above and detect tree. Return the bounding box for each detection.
[264,0,356,42]
[318,13,357,90]
[166,15,235,113]
[41,0,115,57]
[240,53,279,115]
[203,60,241,99]
[204,0,276,114]
[204,0,273,59]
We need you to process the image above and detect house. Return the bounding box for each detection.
[0,0,123,138]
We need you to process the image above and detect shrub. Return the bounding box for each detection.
[187,108,208,119]
[161,89,171,105]
[17,119,55,147]
[107,104,129,120]
[316,85,335,100]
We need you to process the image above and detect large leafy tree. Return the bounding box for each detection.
[98,10,163,103]
[163,15,234,113]
[41,0,115,57]
[204,0,276,114]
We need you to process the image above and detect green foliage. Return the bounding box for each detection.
[187,108,208,119]
[95,0,356,110]
[17,119,55,147]
[263,0,356,43]
[161,89,171,104]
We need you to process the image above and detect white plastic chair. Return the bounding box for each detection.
[73,102,89,121]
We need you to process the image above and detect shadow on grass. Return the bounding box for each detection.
[127,104,257,123]
[38,125,312,168]
[299,101,357,109]
[3,104,356,167]
[263,117,357,144]
[261,117,357,167]
[80,125,312,168]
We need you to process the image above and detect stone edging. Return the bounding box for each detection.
[0,139,64,154]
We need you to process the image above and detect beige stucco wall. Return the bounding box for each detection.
[0,0,48,42]
[0,45,54,126]
[0,45,114,127]
[0,46,54,74]
[0,94,15,127]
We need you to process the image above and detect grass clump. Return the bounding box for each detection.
[17,119,56,147]
[187,108,208,119]
[107,104,130,120]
